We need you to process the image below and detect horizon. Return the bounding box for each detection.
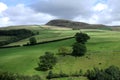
[0,19,118,28]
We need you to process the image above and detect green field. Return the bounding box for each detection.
[0,28,120,80]
[0,25,77,47]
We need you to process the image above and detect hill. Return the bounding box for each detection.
[46,19,109,29]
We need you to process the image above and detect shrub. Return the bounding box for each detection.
[58,47,72,56]
[75,32,90,44]
[70,69,83,77]
[59,71,69,77]
[38,52,57,71]
[72,43,87,56]
[46,71,69,79]
[46,71,53,79]
[71,71,80,77]
[79,69,83,76]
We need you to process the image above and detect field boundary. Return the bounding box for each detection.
[24,36,74,46]
[0,36,74,49]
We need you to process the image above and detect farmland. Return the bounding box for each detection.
[0,27,120,80]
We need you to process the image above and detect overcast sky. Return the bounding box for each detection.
[0,0,120,27]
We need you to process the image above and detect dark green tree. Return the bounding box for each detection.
[86,65,120,80]
[29,37,37,45]
[38,52,57,71]
[72,43,87,56]
[75,32,90,44]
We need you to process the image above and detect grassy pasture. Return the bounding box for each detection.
[0,29,120,80]
[0,25,77,46]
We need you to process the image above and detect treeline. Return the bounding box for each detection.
[0,71,41,80]
[46,65,120,80]
[47,70,83,79]
[86,65,120,80]
[0,29,34,37]
[0,29,35,46]
[0,65,119,80]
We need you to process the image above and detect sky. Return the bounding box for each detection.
[0,0,120,27]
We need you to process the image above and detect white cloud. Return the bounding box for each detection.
[0,2,11,27]
[1,0,120,27]
[0,2,8,13]
[0,3,56,27]
[93,3,108,12]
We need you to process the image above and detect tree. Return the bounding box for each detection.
[75,32,90,44]
[72,43,86,56]
[38,52,57,71]
[71,32,90,57]
[86,65,120,80]
[29,37,37,45]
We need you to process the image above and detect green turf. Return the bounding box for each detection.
[0,29,120,80]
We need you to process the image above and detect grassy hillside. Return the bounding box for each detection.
[0,29,120,80]
[0,25,75,47]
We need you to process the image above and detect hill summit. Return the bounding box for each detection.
[46,19,107,29]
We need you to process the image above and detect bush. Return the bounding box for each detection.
[58,47,72,56]
[46,71,69,79]
[18,75,41,80]
[46,71,53,79]
[86,65,120,80]
[75,32,90,44]
[72,43,87,56]
[59,71,69,77]
[70,69,83,77]
[38,52,57,71]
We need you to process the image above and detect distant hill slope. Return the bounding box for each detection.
[46,19,109,29]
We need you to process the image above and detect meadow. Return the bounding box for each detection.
[0,28,120,80]
[3,25,77,46]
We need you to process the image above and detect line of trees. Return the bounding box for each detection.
[0,71,41,80]
[0,29,35,46]
[0,29,34,37]
[86,65,120,80]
